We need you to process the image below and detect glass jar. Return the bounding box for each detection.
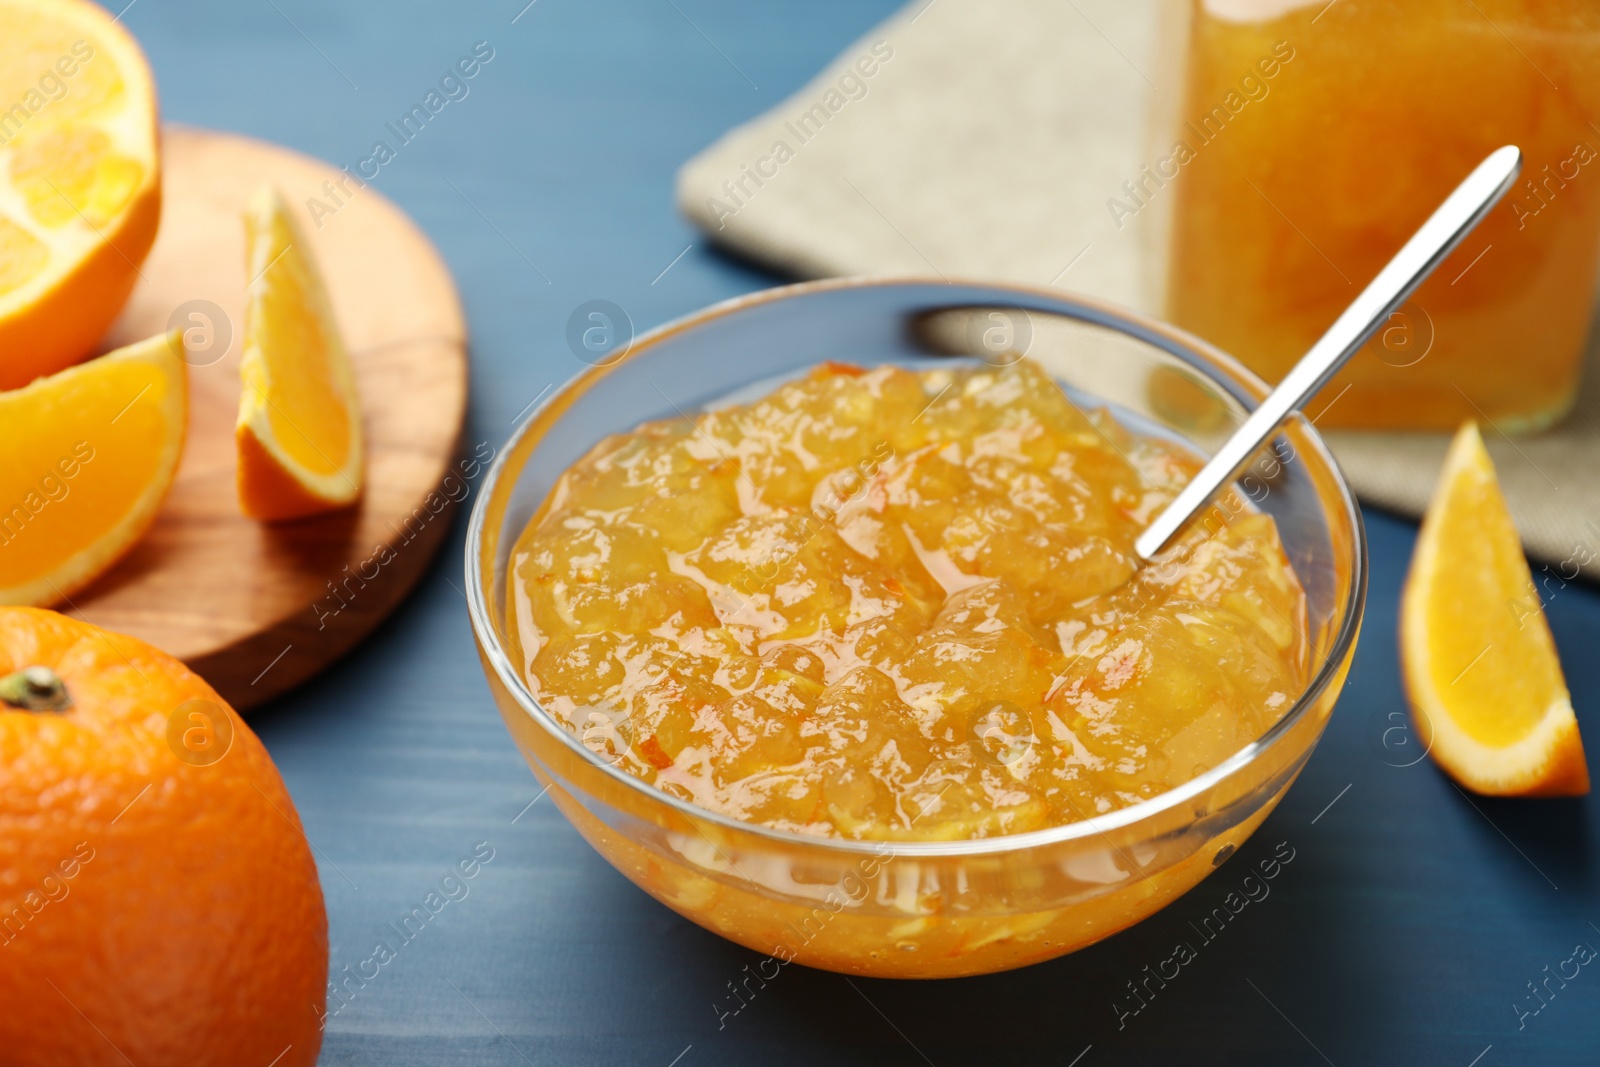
[1156,0,1600,431]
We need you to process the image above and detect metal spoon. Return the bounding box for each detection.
[1134,145,1523,561]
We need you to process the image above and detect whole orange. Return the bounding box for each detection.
[0,607,327,1066]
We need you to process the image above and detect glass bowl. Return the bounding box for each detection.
[466,278,1366,979]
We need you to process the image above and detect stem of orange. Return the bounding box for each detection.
[0,666,72,711]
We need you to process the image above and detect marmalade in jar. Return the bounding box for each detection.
[1161,0,1600,431]
[507,360,1308,840]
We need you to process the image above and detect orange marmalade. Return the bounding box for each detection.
[507,360,1308,840]
[1161,0,1600,431]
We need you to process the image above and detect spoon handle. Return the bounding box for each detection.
[1135,145,1523,562]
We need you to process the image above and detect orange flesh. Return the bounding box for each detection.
[0,7,143,283]
[11,126,144,228]
[243,203,352,477]
[0,216,45,296]
[1409,426,1567,747]
[0,353,177,590]
[1164,0,1600,431]
[507,361,1309,841]
[0,13,126,128]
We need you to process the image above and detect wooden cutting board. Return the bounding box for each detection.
[76,125,469,710]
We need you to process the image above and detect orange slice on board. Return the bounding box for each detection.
[1401,422,1589,796]
[0,0,162,388]
[236,185,363,521]
[0,331,187,606]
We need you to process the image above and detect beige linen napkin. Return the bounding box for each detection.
[676,0,1600,575]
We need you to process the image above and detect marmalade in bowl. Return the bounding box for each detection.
[507,360,1308,841]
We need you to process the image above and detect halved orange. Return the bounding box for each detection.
[1401,422,1589,796]
[0,331,187,606]
[236,184,363,521]
[0,0,162,389]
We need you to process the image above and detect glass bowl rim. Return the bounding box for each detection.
[465,275,1369,859]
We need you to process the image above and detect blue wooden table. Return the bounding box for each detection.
[120,1,1600,1063]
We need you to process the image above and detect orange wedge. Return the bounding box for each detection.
[1401,422,1589,796]
[0,331,187,606]
[236,185,363,521]
[0,0,162,389]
